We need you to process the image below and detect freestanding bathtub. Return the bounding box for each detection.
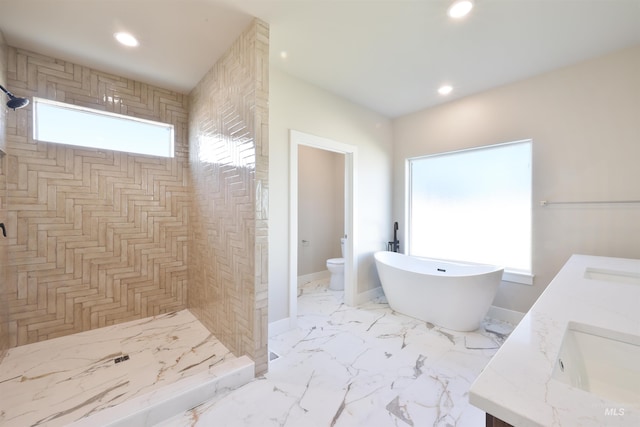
[374,251,504,331]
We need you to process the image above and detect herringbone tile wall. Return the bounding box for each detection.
[1,31,10,362]
[0,32,7,154]
[0,146,7,361]
[0,149,7,362]
[4,46,190,347]
[188,19,269,375]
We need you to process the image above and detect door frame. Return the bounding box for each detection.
[289,130,358,325]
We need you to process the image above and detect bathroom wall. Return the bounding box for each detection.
[188,19,269,375]
[269,68,394,325]
[0,149,6,362]
[3,47,190,347]
[298,145,344,276]
[0,32,6,154]
[393,45,640,313]
[0,31,8,362]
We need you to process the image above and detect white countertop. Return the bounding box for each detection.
[469,254,640,426]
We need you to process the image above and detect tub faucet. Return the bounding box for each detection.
[388,221,400,252]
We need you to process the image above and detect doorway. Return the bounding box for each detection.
[289,130,357,326]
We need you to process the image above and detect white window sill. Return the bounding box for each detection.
[502,270,534,286]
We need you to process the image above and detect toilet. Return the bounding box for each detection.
[326,238,346,291]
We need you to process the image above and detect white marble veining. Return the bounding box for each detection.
[470,254,640,426]
[161,279,515,426]
[0,310,253,427]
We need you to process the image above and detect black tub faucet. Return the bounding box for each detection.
[387,221,400,252]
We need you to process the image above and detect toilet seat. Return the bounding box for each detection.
[327,258,344,265]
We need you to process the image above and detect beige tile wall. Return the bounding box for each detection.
[0,149,7,362]
[4,47,190,346]
[1,31,9,362]
[0,148,7,362]
[188,19,269,375]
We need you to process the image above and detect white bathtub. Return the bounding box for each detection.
[374,251,504,331]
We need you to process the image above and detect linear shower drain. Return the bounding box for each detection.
[114,354,130,364]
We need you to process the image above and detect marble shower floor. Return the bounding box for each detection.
[162,279,514,426]
[0,309,251,427]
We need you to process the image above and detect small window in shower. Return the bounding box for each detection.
[33,97,174,158]
[407,139,532,280]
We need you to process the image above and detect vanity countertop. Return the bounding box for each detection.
[469,254,640,426]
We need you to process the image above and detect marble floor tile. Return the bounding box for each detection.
[162,278,514,426]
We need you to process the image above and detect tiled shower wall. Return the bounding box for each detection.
[4,47,190,347]
[0,32,6,153]
[0,31,8,361]
[188,19,269,375]
[0,144,6,361]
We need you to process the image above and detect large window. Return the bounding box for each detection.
[408,140,532,282]
[33,97,174,158]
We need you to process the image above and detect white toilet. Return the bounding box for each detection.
[326,238,346,291]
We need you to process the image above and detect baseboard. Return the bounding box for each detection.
[355,285,384,305]
[487,306,525,325]
[297,270,330,287]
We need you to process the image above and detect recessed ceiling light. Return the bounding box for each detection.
[438,85,453,96]
[447,0,474,19]
[114,32,139,47]
[280,51,288,59]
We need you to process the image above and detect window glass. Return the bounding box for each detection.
[33,97,174,158]
[408,140,532,273]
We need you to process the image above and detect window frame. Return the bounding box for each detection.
[406,140,534,285]
[32,97,175,158]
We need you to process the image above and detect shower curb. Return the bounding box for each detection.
[69,356,255,427]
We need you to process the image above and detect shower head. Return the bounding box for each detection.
[0,84,30,110]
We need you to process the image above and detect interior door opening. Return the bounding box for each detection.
[289,130,357,328]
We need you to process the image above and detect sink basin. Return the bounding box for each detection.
[584,267,640,285]
[552,322,640,405]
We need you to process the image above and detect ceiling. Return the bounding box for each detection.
[1,0,639,118]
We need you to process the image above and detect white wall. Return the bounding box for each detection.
[298,146,344,276]
[269,68,393,323]
[393,45,640,313]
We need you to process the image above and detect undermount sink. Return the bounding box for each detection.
[552,322,640,405]
[584,267,640,285]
